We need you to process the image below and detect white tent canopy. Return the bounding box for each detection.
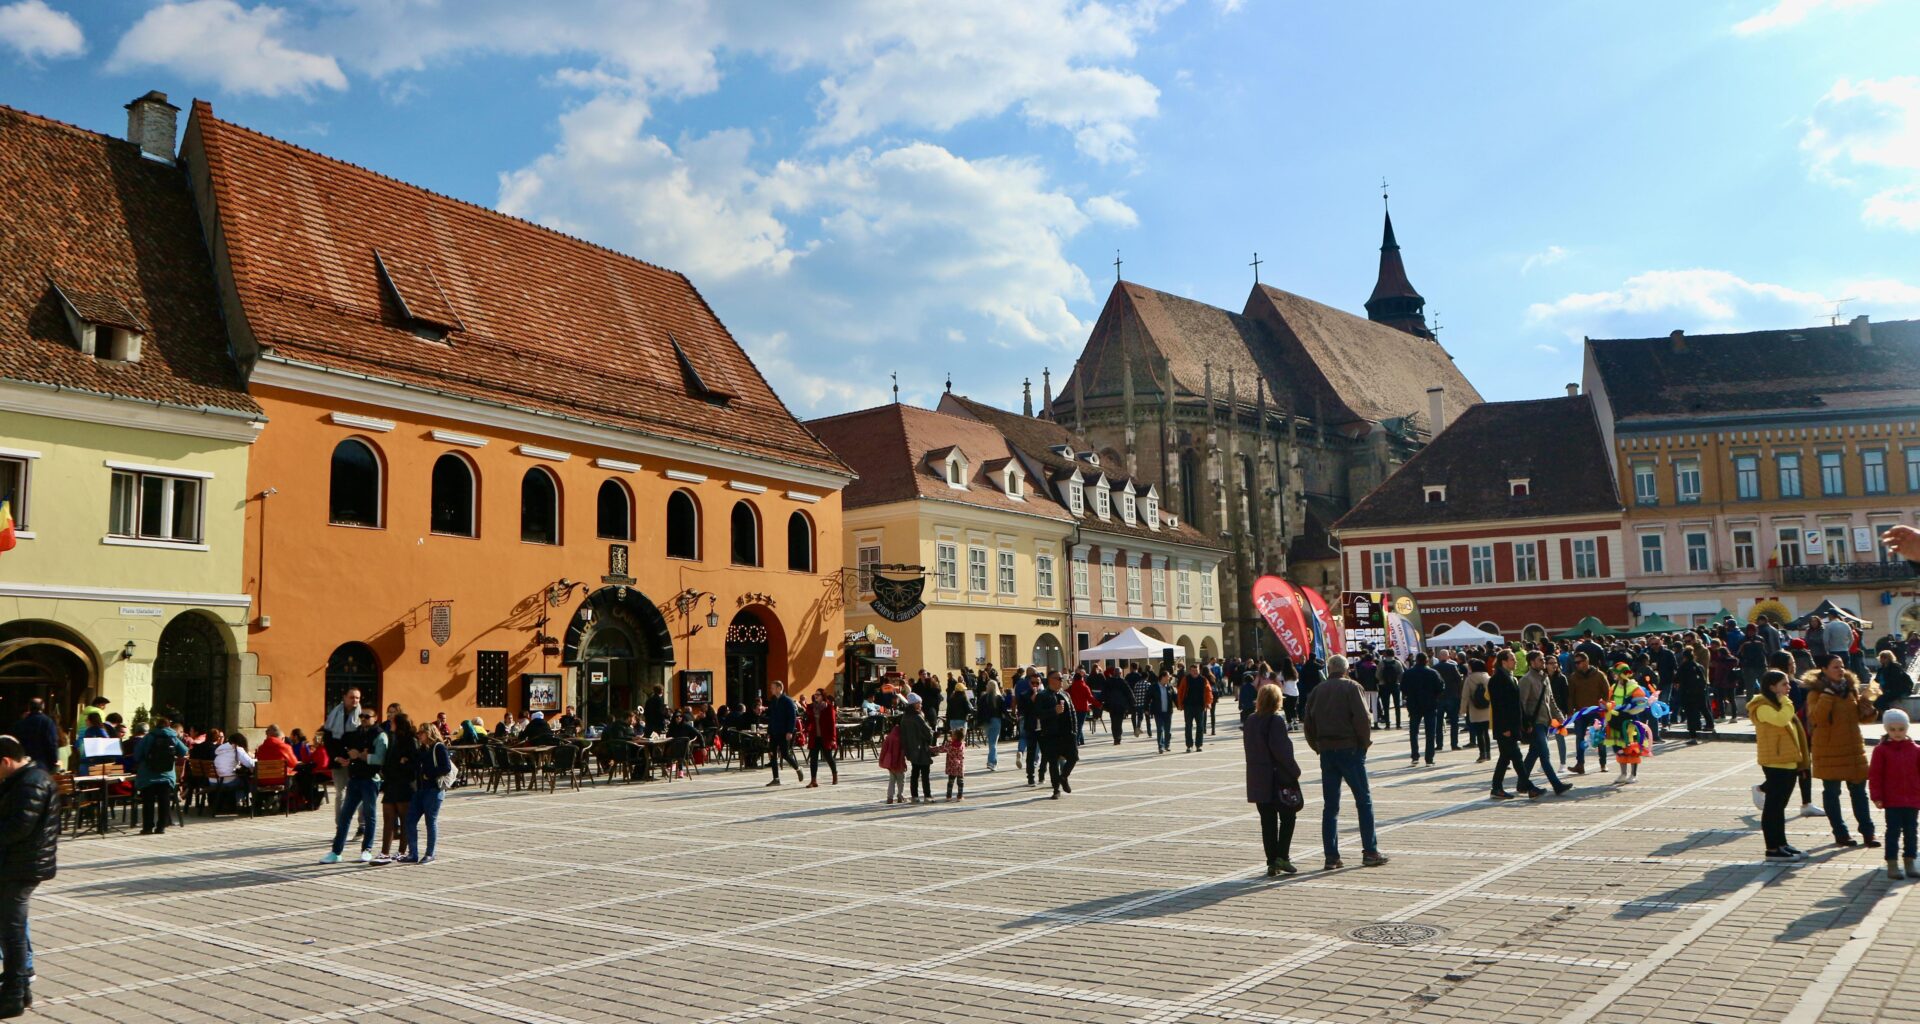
[1425,621,1506,647]
[1077,628,1179,661]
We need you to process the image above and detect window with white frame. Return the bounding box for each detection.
[1121,491,1136,524]
[1068,479,1084,515]
[1776,526,1802,566]
[946,456,966,487]
[997,549,1016,595]
[1469,544,1494,584]
[1731,528,1757,570]
[1864,449,1888,494]
[857,544,881,595]
[1674,459,1702,503]
[1126,562,1142,604]
[1003,467,1022,498]
[1825,524,1850,564]
[1100,562,1117,602]
[1151,564,1166,605]
[1144,495,1159,527]
[1426,547,1452,586]
[1094,484,1111,519]
[936,542,959,589]
[968,546,989,592]
[108,467,205,544]
[1734,454,1760,500]
[1177,569,1192,607]
[1571,538,1599,578]
[1036,554,1055,599]
[1513,541,1539,581]
[1632,462,1656,504]
[1072,556,1089,599]
[1684,530,1710,572]
[0,455,31,531]
[1201,569,1215,609]
[1639,532,1664,573]
[1370,550,1395,588]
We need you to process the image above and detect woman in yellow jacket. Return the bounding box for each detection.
[1749,669,1811,861]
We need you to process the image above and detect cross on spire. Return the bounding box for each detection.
[1249,251,1262,285]
[1113,249,1123,282]
[891,372,899,404]
[1381,176,1390,211]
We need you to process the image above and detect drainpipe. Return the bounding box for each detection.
[1064,520,1082,671]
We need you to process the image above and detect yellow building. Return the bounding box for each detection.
[0,97,265,733]
[1585,317,1920,632]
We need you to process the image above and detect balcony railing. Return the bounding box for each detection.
[1776,561,1916,588]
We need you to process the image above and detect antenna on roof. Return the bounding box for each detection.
[1827,297,1857,326]
[1429,310,1443,340]
[1249,251,1262,285]
[891,372,899,405]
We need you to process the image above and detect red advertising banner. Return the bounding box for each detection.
[1299,585,1343,661]
[1251,575,1313,662]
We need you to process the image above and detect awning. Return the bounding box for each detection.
[1078,628,1179,661]
[1426,621,1505,647]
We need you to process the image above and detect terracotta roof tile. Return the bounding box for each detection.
[186,103,843,476]
[0,105,258,416]
[807,403,1074,521]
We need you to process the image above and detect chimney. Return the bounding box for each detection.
[125,91,180,162]
[1426,386,1446,435]
[1669,328,1686,353]
[1565,383,1579,398]
[1852,314,1872,345]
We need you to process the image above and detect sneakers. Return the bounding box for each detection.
[1889,862,1905,880]
[419,855,436,865]
[1361,851,1389,868]
[1802,804,1826,818]
[1836,837,1860,848]
[396,854,420,864]
[766,779,783,787]
[1781,844,1807,858]
[1490,790,1515,801]
[372,853,393,865]
[1765,848,1799,861]
[358,850,374,863]
[1323,858,1344,871]
[319,852,341,864]
[1553,784,1574,797]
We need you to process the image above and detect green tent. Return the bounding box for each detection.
[1625,613,1686,636]
[1553,616,1618,640]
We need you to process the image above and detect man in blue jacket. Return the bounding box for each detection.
[1401,653,1445,767]
[764,681,802,786]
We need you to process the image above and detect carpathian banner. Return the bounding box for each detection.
[1251,575,1312,663]
[870,572,927,622]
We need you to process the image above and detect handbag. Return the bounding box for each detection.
[1275,783,1305,812]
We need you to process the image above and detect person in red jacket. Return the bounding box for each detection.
[1869,708,1920,879]
[254,724,299,771]
[1067,672,1096,746]
[803,690,839,788]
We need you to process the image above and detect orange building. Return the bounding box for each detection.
[180,102,851,729]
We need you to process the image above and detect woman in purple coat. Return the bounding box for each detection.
[1243,683,1303,875]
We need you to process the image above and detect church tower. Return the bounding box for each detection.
[1363,209,1433,340]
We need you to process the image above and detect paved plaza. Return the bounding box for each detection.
[31,731,1920,1024]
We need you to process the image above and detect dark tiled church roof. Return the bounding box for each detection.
[1589,319,1920,422]
[1334,395,1620,531]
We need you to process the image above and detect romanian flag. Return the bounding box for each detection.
[0,500,14,554]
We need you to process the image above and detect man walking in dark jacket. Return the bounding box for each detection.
[1435,653,1464,750]
[1401,653,1444,766]
[0,735,56,1016]
[1488,651,1540,800]
[1,703,57,776]
[1101,671,1133,746]
[764,681,803,786]
[1300,656,1387,870]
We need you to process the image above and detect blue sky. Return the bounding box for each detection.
[3,0,1917,420]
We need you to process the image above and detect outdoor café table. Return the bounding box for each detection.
[504,745,558,786]
[75,772,132,835]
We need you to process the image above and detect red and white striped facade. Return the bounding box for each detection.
[1337,513,1630,638]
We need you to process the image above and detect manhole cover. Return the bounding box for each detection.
[1343,923,1445,945]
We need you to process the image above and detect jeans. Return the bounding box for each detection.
[769,735,802,781]
[1823,779,1876,842]
[404,787,443,859]
[1760,766,1798,850]
[1575,727,1608,770]
[140,781,175,832]
[1155,712,1174,751]
[331,764,351,824]
[1019,719,1037,764]
[1184,709,1207,750]
[1491,732,1530,793]
[1885,806,1918,862]
[1520,724,1564,791]
[984,719,1001,768]
[0,881,32,986]
[1256,802,1297,865]
[808,744,838,781]
[1408,707,1439,762]
[1319,748,1379,861]
[330,777,380,854]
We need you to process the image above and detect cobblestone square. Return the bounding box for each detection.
[33,735,1920,1024]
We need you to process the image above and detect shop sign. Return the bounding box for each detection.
[524,673,562,712]
[875,644,899,659]
[678,669,713,706]
[118,606,165,618]
[870,572,926,622]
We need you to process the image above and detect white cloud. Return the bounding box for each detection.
[1733,0,1878,35]
[1084,194,1139,228]
[1526,268,1920,340]
[1803,76,1920,229]
[1532,343,1559,353]
[0,0,82,60]
[1520,245,1567,274]
[111,0,346,98]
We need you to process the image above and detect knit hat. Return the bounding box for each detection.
[1885,708,1910,729]
[530,711,545,720]
[905,693,922,705]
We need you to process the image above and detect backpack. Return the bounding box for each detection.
[1470,680,1491,710]
[142,730,177,773]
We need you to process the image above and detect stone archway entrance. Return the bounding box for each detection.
[0,621,95,735]
[325,642,381,719]
[561,587,674,727]
[153,612,230,731]
[725,606,787,706]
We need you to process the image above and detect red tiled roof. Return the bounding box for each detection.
[806,403,1074,520]
[0,105,258,416]
[185,102,843,476]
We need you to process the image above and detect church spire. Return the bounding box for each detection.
[1364,205,1433,341]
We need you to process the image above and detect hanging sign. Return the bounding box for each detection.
[429,602,453,647]
[870,572,927,622]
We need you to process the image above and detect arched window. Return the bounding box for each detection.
[521,467,560,545]
[430,453,476,537]
[1179,450,1200,526]
[596,479,632,540]
[666,490,700,560]
[730,501,760,566]
[329,438,383,527]
[324,641,381,718]
[786,510,814,572]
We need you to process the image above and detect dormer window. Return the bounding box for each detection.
[946,457,966,488]
[375,249,464,343]
[1424,485,1446,504]
[1121,490,1136,525]
[1144,495,1159,529]
[1004,466,1023,499]
[1068,478,1084,515]
[1094,481,1111,519]
[1509,477,1531,498]
[50,279,145,363]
